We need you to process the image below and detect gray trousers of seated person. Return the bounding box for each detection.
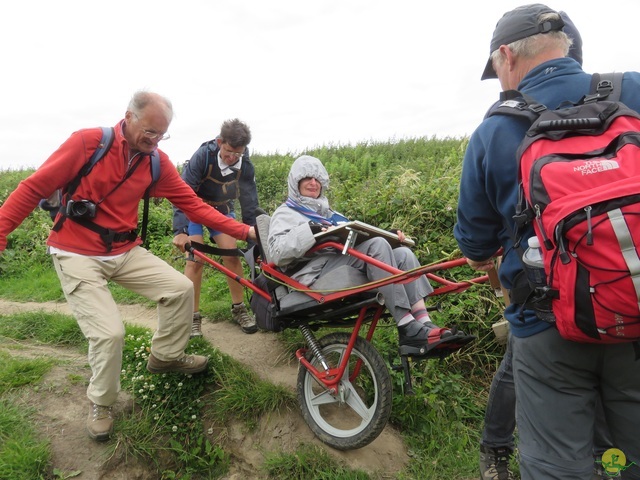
[292,237,432,324]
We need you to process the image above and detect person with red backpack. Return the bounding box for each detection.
[476,11,616,480]
[0,91,256,443]
[454,4,640,479]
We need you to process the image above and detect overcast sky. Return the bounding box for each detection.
[1,0,638,171]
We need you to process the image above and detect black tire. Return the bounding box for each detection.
[296,332,393,450]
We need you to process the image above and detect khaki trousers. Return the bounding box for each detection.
[52,246,194,406]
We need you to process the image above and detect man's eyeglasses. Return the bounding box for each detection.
[142,129,170,141]
[131,112,170,141]
[221,146,244,159]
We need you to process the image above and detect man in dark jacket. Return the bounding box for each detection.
[454,4,640,479]
[173,119,259,336]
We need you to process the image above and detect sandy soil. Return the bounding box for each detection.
[0,299,409,479]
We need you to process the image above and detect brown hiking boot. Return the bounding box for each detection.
[87,403,113,442]
[479,444,515,480]
[190,312,203,338]
[146,353,208,374]
[231,303,258,334]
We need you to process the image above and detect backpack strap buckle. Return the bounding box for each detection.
[527,103,547,114]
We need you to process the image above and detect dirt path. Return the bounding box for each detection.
[0,299,409,479]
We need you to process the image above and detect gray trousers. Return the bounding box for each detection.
[482,335,614,456]
[297,237,433,323]
[512,327,640,480]
[481,335,516,450]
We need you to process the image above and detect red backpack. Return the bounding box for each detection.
[494,73,640,344]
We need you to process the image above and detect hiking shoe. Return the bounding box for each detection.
[231,303,258,334]
[479,444,515,480]
[87,403,113,442]
[146,353,208,374]
[190,312,203,338]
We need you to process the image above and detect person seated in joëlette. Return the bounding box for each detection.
[267,154,473,355]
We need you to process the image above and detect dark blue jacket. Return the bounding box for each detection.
[173,139,259,235]
[454,58,640,337]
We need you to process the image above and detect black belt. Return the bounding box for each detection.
[54,215,137,253]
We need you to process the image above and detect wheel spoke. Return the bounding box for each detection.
[341,380,372,420]
[308,388,339,406]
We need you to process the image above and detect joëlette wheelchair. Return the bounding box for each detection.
[185,214,493,451]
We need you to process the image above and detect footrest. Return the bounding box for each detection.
[399,331,476,359]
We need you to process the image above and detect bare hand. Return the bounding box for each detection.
[172,233,189,253]
[466,258,495,272]
[247,226,257,243]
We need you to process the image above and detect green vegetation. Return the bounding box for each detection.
[0,137,511,479]
[263,443,371,479]
[0,398,51,480]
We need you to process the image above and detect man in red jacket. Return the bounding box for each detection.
[0,91,256,442]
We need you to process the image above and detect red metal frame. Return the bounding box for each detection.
[189,241,495,394]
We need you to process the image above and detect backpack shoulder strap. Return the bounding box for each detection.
[585,72,624,103]
[485,89,548,124]
[140,150,162,246]
[149,150,161,186]
[65,127,115,198]
[204,138,218,173]
[87,127,115,174]
[53,127,115,231]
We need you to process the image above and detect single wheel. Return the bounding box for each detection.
[297,332,393,450]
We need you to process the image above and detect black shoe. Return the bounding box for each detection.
[398,320,428,345]
[479,444,515,480]
[398,321,476,357]
[398,320,430,356]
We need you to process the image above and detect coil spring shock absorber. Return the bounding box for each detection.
[299,324,330,372]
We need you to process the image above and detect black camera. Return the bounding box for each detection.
[66,199,97,219]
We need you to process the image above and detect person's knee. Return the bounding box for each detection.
[222,256,241,269]
[369,237,389,248]
[177,274,195,295]
[184,260,204,275]
[158,276,194,308]
[365,237,394,257]
[394,246,420,268]
[92,324,126,348]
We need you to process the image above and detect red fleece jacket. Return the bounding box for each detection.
[0,121,249,255]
